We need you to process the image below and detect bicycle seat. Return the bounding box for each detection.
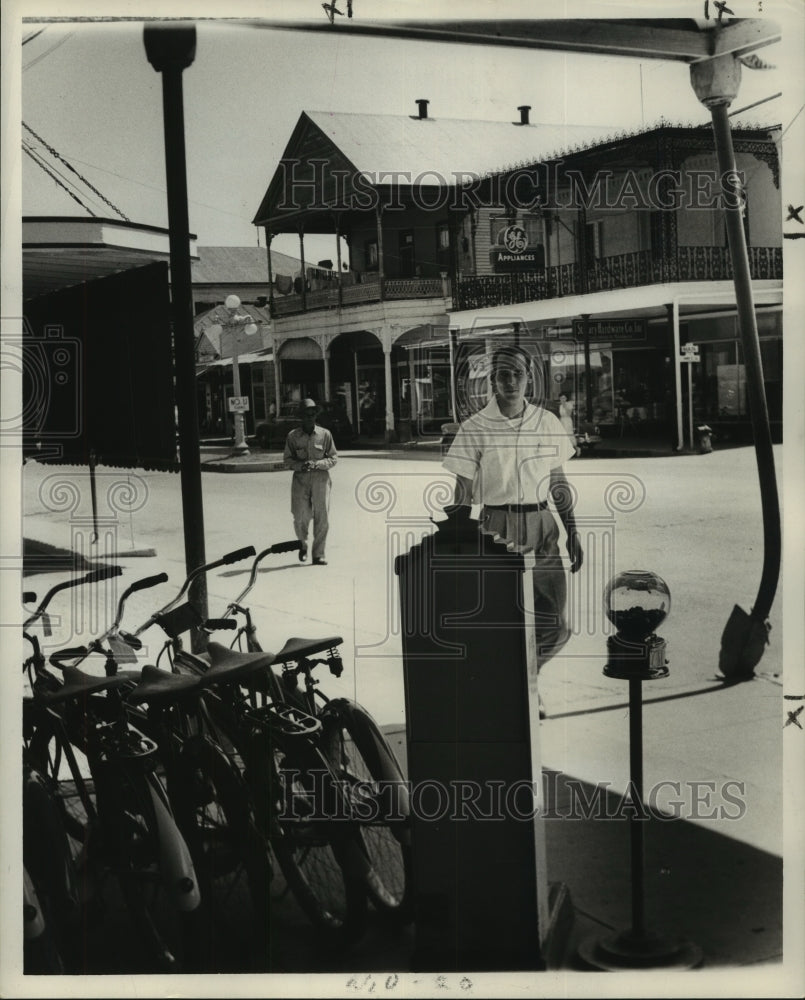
[39,665,141,704]
[275,636,343,662]
[200,642,278,686]
[127,663,203,704]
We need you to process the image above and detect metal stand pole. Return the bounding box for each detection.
[628,677,645,941]
[144,25,208,651]
[579,643,702,970]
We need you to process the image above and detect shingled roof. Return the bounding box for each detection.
[303,109,615,179]
[192,245,301,282]
[252,109,616,228]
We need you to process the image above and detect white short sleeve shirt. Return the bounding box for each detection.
[442,398,575,506]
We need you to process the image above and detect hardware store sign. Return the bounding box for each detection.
[570,319,646,341]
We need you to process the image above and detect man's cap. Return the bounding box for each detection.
[300,398,318,410]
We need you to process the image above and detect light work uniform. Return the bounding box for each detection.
[283,424,338,561]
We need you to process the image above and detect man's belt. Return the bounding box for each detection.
[484,502,548,513]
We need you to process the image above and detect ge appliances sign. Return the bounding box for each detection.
[490,224,545,272]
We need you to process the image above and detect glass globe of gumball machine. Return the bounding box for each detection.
[603,570,671,679]
[579,570,702,970]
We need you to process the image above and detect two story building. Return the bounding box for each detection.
[252,104,782,447]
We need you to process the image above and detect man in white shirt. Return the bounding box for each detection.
[283,399,338,565]
[443,345,583,700]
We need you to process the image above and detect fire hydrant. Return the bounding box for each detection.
[697,424,713,454]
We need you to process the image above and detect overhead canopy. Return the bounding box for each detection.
[23,216,198,301]
[253,17,780,63]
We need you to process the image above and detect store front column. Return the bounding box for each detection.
[271,332,283,413]
[382,334,395,442]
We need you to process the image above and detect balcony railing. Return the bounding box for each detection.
[454,246,783,311]
[271,274,446,317]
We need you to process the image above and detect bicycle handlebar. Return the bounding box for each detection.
[226,540,302,611]
[23,566,123,629]
[133,547,257,636]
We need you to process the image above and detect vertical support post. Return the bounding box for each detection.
[334,213,343,308]
[376,204,385,301]
[668,301,684,451]
[353,352,361,435]
[448,328,458,423]
[323,345,332,402]
[581,313,593,423]
[687,362,694,451]
[298,226,307,311]
[272,335,282,417]
[691,54,780,624]
[382,338,394,442]
[628,678,646,939]
[143,24,207,649]
[265,230,275,317]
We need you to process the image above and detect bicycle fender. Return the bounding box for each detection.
[145,778,202,913]
[23,867,46,940]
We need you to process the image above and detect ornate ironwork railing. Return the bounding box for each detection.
[453,246,782,311]
[271,272,447,316]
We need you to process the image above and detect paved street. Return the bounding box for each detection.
[16,443,792,984]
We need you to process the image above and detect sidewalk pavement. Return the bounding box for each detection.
[196,431,681,473]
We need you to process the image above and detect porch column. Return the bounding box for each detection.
[382,332,394,442]
[314,335,332,402]
[376,204,385,301]
[298,226,307,311]
[667,302,684,451]
[581,312,593,422]
[448,327,458,423]
[272,334,282,414]
[265,230,275,316]
[333,213,343,308]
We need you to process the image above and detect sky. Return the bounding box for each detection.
[9,0,800,265]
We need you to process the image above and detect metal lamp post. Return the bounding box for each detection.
[208,293,258,455]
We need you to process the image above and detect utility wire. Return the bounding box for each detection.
[22,143,95,215]
[22,28,46,46]
[23,121,130,221]
[22,31,73,70]
[23,139,111,217]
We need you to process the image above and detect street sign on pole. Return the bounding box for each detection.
[228,396,250,413]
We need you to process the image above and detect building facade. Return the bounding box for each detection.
[251,108,782,447]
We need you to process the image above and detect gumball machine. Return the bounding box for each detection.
[579,570,702,970]
[603,570,671,680]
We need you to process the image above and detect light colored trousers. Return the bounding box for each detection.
[480,506,570,670]
[291,471,331,560]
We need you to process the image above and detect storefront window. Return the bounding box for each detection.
[549,344,615,426]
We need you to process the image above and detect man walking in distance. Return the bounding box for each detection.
[442,345,582,715]
[283,399,338,565]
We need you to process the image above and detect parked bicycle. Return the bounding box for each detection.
[118,547,274,970]
[23,567,203,973]
[203,541,412,927]
[123,545,368,948]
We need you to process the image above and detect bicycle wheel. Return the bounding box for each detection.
[259,754,367,947]
[173,736,273,971]
[321,700,412,922]
[22,763,79,973]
